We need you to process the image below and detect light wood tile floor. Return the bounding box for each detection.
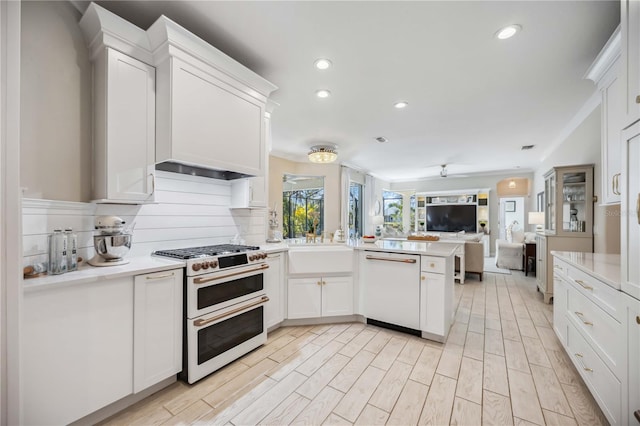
[101,271,608,426]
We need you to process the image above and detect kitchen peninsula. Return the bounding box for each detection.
[354,240,460,342]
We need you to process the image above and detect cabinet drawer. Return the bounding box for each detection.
[566,286,623,377]
[553,258,569,277]
[421,256,445,274]
[553,274,568,346]
[566,265,623,321]
[566,321,622,425]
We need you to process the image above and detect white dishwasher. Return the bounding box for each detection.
[360,250,421,331]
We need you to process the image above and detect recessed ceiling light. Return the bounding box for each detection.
[315,89,331,98]
[314,58,332,70]
[495,24,522,40]
[394,101,409,109]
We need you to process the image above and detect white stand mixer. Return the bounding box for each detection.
[88,216,132,266]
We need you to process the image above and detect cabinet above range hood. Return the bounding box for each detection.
[80,3,278,180]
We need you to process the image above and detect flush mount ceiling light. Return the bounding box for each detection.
[440,164,448,178]
[314,58,332,70]
[308,145,338,163]
[508,180,517,189]
[394,101,409,109]
[495,24,522,40]
[315,89,331,98]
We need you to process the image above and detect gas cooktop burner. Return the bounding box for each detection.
[153,244,260,259]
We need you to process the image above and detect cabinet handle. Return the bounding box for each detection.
[575,312,593,326]
[421,276,426,281]
[366,255,417,264]
[317,281,322,286]
[615,173,621,195]
[636,95,640,104]
[574,279,593,291]
[146,272,174,280]
[636,193,640,225]
[149,173,155,196]
[574,353,594,372]
[636,315,639,325]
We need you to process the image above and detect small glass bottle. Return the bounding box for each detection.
[48,229,68,275]
[65,228,78,271]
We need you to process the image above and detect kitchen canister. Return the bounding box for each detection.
[65,228,78,271]
[48,229,68,275]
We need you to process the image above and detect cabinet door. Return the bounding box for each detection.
[104,48,156,202]
[536,235,547,293]
[322,276,353,317]
[553,274,568,346]
[600,59,624,205]
[622,0,640,127]
[420,272,446,337]
[133,269,183,393]
[265,253,284,328]
[23,278,134,425]
[288,277,322,319]
[230,177,267,208]
[622,123,640,299]
[168,57,265,176]
[628,296,640,425]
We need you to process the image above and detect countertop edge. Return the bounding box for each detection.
[23,257,186,293]
[550,251,621,290]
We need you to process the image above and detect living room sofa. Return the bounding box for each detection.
[454,240,485,281]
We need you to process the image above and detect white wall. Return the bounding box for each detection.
[534,106,620,254]
[20,1,92,201]
[22,171,266,266]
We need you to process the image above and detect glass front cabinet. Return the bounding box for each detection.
[544,164,594,237]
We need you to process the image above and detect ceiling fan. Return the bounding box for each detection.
[424,163,469,179]
[440,164,448,178]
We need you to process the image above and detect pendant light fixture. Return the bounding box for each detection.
[308,145,338,163]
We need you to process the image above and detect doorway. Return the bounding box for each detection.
[498,196,525,239]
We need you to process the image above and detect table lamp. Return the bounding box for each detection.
[528,211,545,231]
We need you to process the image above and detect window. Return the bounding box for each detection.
[282,176,324,239]
[349,182,363,238]
[382,191,403,231]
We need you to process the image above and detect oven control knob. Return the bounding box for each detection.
[192,263,201,272]
[249,255,256,261]
[261,253,267,259]
[209,261,217,268]
[202,262,209,270]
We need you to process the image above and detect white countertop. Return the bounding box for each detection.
[352,239,461,257]
[551,251,621,290]
[23,256,186,293]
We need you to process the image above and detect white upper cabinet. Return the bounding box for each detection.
[80,3,277,184]
[79,5,157,204]
[621,122,640,300]
[586,26,622,205]
[622,0,640,127]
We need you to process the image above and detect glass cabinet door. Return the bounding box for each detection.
[545,173,556,232]
[559,170,588,233]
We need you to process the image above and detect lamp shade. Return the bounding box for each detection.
[528,211,545,230]
[308,145,337,163]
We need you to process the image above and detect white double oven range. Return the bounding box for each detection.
[154,244,269,384]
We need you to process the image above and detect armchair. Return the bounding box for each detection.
[495,222,529,270]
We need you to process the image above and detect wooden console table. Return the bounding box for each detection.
[524,242,536,276]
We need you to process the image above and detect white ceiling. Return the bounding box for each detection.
[92,0,620,182]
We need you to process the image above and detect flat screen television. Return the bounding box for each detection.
[426,204,477,233]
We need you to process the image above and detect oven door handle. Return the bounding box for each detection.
[193,296,270,327]
[193,263,269,284]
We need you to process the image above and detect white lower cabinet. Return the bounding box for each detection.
[264,252,285,328]
[288,276,353,319]
[23,268,184,425]
[419,255,454,341]
[133,269,183,393]
[553,256,625,425]
[23,278,134,426]
[625,293,640,425]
